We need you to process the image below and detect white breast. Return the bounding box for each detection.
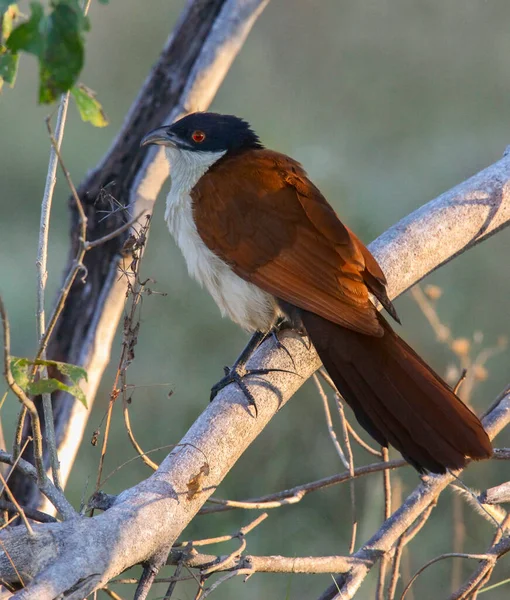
[164,147,279,332]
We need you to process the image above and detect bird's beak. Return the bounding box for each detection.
[140,126,179,148]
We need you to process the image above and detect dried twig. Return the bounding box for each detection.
[0,450,75,520]
[201,459,407,514]
[387,501,436,599]
[201,568,254,599]
[320,389,510,600]
[163,558,184,599]
[0,297,45,482]
[95,216,157,492]
[0,500,56,524]
[34,0,94,487]
[0,472,33,535]
[402,553,494,600]
[337,398,357,553]
[448,513,510,598]
[377,447,392,600]
[314,374,348,468]
[318,368,382,457]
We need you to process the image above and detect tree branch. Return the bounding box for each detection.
[11,0,271,514]
[1,147,510,597]
[318,389,510,600]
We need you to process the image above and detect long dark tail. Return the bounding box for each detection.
[300,310,493,473]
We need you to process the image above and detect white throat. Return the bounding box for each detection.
[163,146,280,332]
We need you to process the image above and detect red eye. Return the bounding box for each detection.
[192,130,206,143]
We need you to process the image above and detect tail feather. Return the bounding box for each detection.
[301,310,493,473]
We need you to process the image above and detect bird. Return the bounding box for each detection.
[140,112,492,474]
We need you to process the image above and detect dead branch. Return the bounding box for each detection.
[11,0,271,514]
[318,389,510,600]
[199,458,407,514]
[3,57,510,599]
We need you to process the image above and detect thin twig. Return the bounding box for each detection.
[401,553,494,600]
[318,368,381,457]
[36,98,71,493]
[377,447,392,600]
[314,374,348,468]
[200,459,407,514]
[200,513,268,575]
[0,450,75,520]
[95,216,153,491]
[12,407,26,462]
[337,397,357,553]
[0,297,45,482]
[102,588,125,600]
[34,123,88,367]
[0,471,33,535]
[345,419,383,457]
[121,395,159,471]
[451,492,466,591]
[35,0,93,485]
[177,513,268,550]
[0,499,57,523]
[163,559,184,599]
[453,369,468,395]
[0,538,24,588]
[201,569,254,599]
[387,476,404,600]
[83,212,146,250]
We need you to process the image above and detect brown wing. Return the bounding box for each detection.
[192,149,391,336]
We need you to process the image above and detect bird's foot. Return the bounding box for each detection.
[270,328,296,369]
[210,361,298,416]
[210,363,272,416]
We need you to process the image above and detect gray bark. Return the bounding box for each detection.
[11,0,270,513]
[2,150,510,599]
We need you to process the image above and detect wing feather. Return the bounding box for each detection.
[192,149,395,336]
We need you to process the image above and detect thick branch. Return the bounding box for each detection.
[319,391,510,600]
[2,150,510,598]
[165,549,363,574]
[12,0,270,512]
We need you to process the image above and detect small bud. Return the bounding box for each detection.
[424,284,443,300]
[451,338,470,356]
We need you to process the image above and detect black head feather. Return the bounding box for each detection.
[166,112,263,154]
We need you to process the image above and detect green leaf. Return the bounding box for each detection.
[6,2,45,56]
[10,357,31,391]
[38,0,86,103]
[7,0,89,103]
[51,360,87,386]
[28,377,88,407]
[97,0,109,3]
[1,4,19,41]
[0,49,18,87]
[71,84,109,127]
[10,356,88,408]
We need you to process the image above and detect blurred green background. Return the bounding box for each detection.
[1,1,510,598]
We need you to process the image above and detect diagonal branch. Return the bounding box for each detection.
[11,0,271,514]
[1,147,510,598]
[318,390,510,600]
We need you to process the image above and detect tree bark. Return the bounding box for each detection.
[10,0,270,512]
[2,149,510,599]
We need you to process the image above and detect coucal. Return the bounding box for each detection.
[141,112,492,474]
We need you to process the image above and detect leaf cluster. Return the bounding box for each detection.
[10,356,88,407]
[0,0,108,126]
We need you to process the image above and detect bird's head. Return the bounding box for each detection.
[140,112,263,156]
